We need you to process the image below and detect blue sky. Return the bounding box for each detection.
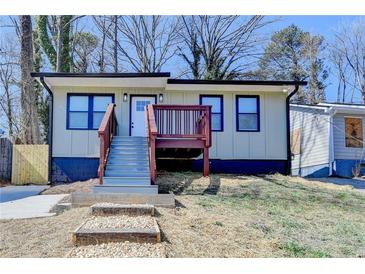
[269,16,362,102]
[0,15,364,103]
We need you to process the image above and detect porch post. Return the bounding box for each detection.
[203,147,209,176]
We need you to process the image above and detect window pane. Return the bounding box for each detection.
[69,112,88,128]
[69,96,88,111]
[93,96,113,111]
[238,114,258,130]
[238,97,257,113]
[212,113,222,131]
[93,112,105,129]
[136,100,151,111]
[201,97,221,113]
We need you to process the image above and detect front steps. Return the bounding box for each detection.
[72,203,161,247]
[94,136,157,194]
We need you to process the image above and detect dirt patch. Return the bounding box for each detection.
[42,179,99,195]
[0,207,89,257]
[156,173,365,258]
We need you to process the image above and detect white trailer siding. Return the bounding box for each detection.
[333,113,365,160]
[51,86,288,160]
[290,106,330,175]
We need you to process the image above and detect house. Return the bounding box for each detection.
[32,72,306,193]
[290,103,365,178]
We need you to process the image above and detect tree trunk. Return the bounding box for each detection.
[4,83,14,137]
[113,15,118,72]
[19,15,40,144]
[56,16,64,72]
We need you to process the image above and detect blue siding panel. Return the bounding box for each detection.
[52,157,99,183]
[292,163,330,178]
[157,159,287,174]
[334,159,365,178]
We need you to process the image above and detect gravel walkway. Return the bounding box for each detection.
[67,242,165,258]
[82,215,156,230]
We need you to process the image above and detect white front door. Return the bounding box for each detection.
[131,96,156,136]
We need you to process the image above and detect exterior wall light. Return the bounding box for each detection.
[159,93,164,102]
[123,93,128,102]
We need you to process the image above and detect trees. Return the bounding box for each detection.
[331,19,365,103]
[73,31,98,73]
[302,35,328,104]
[19,15,41,144]
[0,38,20,139]
[117,16,180,73]
[256,25,328,104]
[36,15,73,72]
[178,16,272,80]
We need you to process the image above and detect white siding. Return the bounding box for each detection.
[290,106,330,169]
[333,113,365,160]
[52,86,288,160]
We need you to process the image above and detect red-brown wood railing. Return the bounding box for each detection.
[146,105,158,183]
[146,104,211,183]
[98,103,118,184]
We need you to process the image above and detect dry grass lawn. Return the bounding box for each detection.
[41,178,99,195]
[156,172,365,258]
[1,173,364,258]
[0,208,89,257]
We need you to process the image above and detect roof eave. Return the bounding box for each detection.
[31,72,171,78]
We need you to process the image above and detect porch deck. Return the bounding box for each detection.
[97,104,212,187]
[146,104,212,183]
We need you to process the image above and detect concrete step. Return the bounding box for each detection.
[102,180,151,186]
[106,165,149,172]
[111,142,148,147]
[103,176,150,184]
[113,136,147,141]
[94,184,158,194]
[107,159,148,164]
[110,146,148,151]
[109,150,148,156]
[107,162,149,168]
[105,170,150,177]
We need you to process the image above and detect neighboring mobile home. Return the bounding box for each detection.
[32,72,306,193]
[290,103,365,178]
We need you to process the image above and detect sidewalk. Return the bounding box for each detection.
[0,194,67,220]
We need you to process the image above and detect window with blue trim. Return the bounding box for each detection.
[67,94,114,130]
[200,95,223,131]
[236,96,260,132]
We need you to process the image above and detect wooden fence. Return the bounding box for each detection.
[0,138,13,182]
[11,145,49,185]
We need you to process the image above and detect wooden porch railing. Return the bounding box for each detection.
[98,103,118,184]
[146,104,211,183]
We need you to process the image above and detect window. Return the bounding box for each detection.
[67,94,114,130]
[344,117,363,148]
[200,95,223,131]
[136,100,151,112]
[236,95,260,132]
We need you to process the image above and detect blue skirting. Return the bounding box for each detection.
[334,159,365,178]
[157,159,288,175]
[292,163,330,178]
[52,157,99,183]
